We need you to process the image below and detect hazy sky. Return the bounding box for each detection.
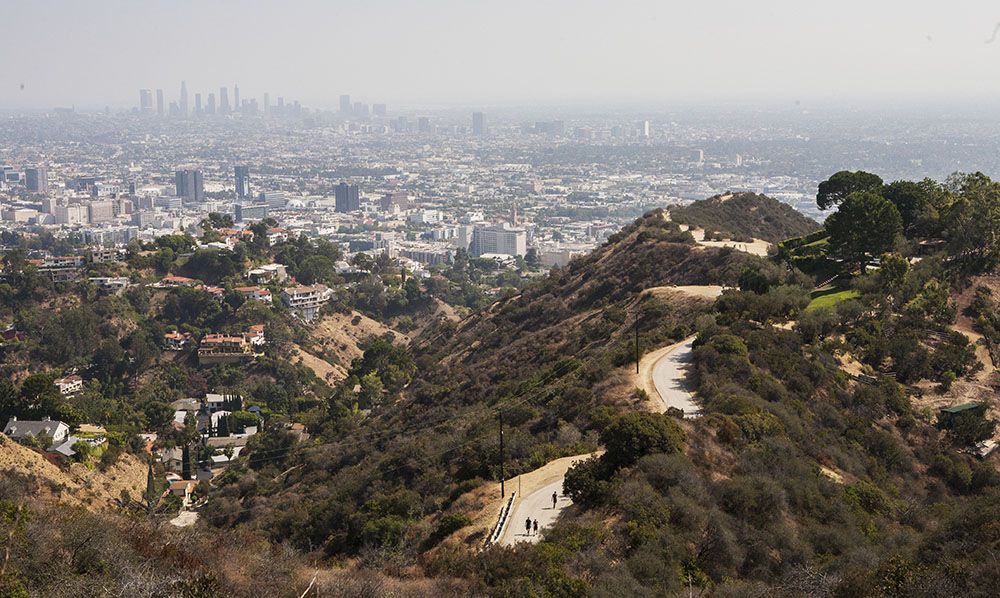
[3,0,1000,110]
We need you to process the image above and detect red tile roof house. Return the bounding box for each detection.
[163,330,192,351]
[244,324,266,346]
[197,334,252,365]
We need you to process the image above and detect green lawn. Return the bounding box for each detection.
[806,288,860,312]
[801,237,829,249]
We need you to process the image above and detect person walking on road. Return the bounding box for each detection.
[552,491,558,509]
[533,519,539,536]
[525,517,532,536]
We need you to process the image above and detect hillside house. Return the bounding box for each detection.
[54,375,84,396]
[197,334,252,365]
[3,417,70,448]
[281,284,333,321]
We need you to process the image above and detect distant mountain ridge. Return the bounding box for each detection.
[670,191,819,243]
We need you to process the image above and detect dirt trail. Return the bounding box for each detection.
[951,280,996,383]
[664,211,772,257]
[644,285,725,300]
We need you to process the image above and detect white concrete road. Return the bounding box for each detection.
[651,336,700,416]
[499,477,570,546]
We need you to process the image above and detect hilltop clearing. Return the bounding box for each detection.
[670,191,819,244]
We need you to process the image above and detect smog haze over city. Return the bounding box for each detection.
[6,2,1000,597]
[5,0,1000,108]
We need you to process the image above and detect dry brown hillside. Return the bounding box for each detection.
[293,310,410,382]
[0,433,148,510]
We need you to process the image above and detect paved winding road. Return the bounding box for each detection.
[498,478,569,545]
[650,336,700,416]
[492,334,701,546]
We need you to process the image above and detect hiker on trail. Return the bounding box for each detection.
[525,517,532,536]
[552,491,557,509]
[533,519,539,535]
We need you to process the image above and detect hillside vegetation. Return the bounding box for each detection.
[201,211,773,555]
[670,192,820,243]
[6,176,1000,596]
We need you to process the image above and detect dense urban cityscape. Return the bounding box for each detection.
[8,83,1000,281]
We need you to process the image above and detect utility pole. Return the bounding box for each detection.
[635,311,640,374]
[499,409,505,497]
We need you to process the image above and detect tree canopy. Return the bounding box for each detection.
[825,191,902,269]
[816,170,884,210]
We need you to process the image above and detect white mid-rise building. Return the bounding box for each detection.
[281,285,334,321]
[471,223,527,257]
[54,204,88,225]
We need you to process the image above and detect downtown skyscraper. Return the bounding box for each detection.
[139,89,153,113]
[179,81,189,116]
[472,111,485,136]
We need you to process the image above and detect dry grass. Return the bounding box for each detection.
[0,434,148,510]
[309,310,409,369]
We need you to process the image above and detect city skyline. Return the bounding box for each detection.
[5,1,1000,110]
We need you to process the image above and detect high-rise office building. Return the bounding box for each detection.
[220,87,230,114]
[334,182,360,213]
[156,89,164,116]
[472,111,485,136]
[139,89,153,113]
[235,166,250,199]
[25,167,48,194]
[640,120,650,138]
[175,169,204,203]
[353,102,369,117]
[263,93,270,115]
[373,103,387,117]
[277,97,285,113]
[179,81,188,116]
[195,93,202,114]
[339,95,351,114]
[207,93,216,114]
[418,117,430,133]
[234,84,240,112]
